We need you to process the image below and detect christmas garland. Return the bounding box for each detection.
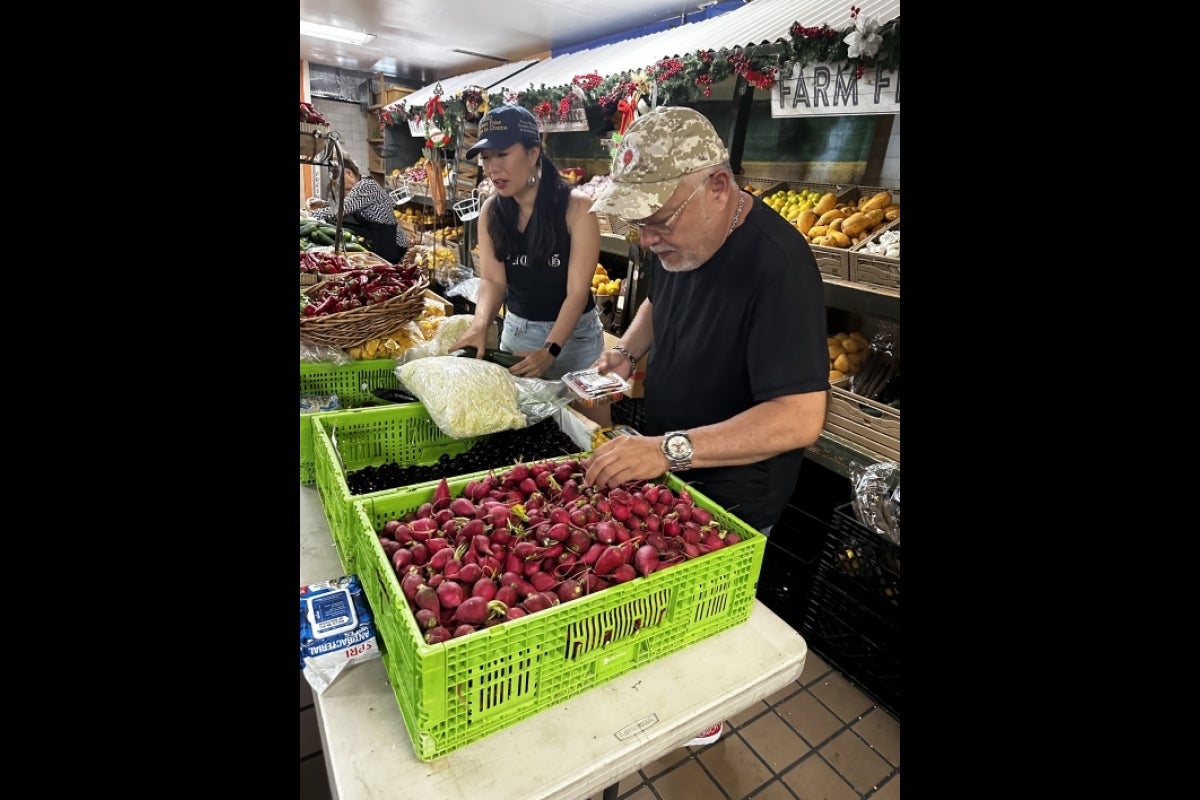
[375,6,897,131]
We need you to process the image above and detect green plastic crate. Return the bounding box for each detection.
[311,403,597,575]
[353,472,765,761]
[299,358,406,484]
[311,403,482,574]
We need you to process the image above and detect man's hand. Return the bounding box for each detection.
[583,434,667,490]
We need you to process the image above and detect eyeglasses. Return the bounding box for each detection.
[627,172,714,236]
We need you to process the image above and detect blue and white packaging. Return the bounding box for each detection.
[300,574,380,694]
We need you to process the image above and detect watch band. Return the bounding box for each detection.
[544,341,562,358]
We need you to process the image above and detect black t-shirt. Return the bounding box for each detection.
[644,195,829,529]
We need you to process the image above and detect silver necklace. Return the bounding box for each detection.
[727,191,746,237]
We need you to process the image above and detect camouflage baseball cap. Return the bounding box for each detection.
[589,106,729,220]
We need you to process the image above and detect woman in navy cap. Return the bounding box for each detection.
[449,104,609,424]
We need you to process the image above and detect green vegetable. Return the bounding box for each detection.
[310,229,335,246]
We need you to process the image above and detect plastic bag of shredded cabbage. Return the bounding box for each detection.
[300,574,380,694]
[398,355,526,438]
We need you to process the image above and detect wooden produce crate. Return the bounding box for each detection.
[751,180,856,280]
[824,386,900,464]
[849,222,901,291]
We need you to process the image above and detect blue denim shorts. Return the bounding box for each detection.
[501,307,604,381]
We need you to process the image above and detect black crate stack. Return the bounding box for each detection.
[801,502,901,717]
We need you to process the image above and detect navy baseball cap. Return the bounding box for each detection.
[466,105,542,158]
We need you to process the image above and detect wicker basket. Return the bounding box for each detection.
[299,272,430,348]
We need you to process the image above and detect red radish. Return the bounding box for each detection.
[409,542,430,566]
[472,577,498,601]
[449,497,476,518]
[682,541,700,559]
[452,596,489,625]
[427,574,443,589]
[409,517,438,538]
[634,544,660,577]
[432,477,451,505]
[566,529,592,555]
[593,520,617,545]
[594,545,625,576]
[416,501,434,519]
[560,479,582,502]
[581,542,606,566]
[434,508,455,526]
[495,585,518,607]
[630,496,652,518]
[392,524,415,545]
[436,580,465,609]
[452,624,476,639]
[383,519,402,536]
[585,573,610,593]
[428,547,453,571]
[543,522,570,543]
[673,502,692,523]
[702,532,725,551]
[455,518,484,542]
[490,526,512,547]
[511,541,539,561]
[557,579,584,603]
[682,524,702,544]
[521,591,558,613]
[548,506,570,526]
[457,562,482,584]
[380,538,401,556]
[414,608,438,630]
[401,572,425,601]
[425,626,452,644]
[541,543,564,560]
[529,570,557,592]
[392,548,414,573]
[522,558,543,578]
[611,563,636,583]
[479,555,502,576]
[690,507,713,526]
[725,532,742,546]
[642,484,660,505]
[504,551,522,574]
[643,515,660,533]
[414,584,441,615]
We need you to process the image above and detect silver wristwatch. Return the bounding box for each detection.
[661,430,694,472]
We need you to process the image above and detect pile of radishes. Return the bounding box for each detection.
[376,456,745,644]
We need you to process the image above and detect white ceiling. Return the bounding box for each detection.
[300,0,725,85]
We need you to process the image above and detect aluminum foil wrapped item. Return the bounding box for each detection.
[847,461,900,545]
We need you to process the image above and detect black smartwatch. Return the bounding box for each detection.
[544,341,562,358]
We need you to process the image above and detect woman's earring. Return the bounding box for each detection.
[528,173,537,186]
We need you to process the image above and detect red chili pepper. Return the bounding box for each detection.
[309,296,339,316]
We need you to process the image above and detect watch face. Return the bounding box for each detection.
[665,433,693,460]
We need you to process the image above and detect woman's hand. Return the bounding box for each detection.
[448,329,487,356]
[508,347,556,378]
[306,197,327,211]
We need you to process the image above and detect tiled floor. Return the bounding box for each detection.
[301,650,899,800]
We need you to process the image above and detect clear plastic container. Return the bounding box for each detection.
[561,369,631,407]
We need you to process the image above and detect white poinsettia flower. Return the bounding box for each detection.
[844,15,882,59]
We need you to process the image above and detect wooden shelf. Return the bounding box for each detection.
[369,103,384,111]
[368,138,385,144]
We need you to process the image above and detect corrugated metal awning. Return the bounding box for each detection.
[496,0,900,96]
[399,59,542,110]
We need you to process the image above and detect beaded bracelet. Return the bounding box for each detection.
[611,344,639,370]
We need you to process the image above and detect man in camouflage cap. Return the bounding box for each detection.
[584,104,830,532]
[589,106,730,222]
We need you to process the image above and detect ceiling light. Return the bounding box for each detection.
[300,21,376,46]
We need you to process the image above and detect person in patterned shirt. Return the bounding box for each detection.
[307,156,408,263]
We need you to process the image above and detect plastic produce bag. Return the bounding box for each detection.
[397,356,525,438]
[399,314,476,365]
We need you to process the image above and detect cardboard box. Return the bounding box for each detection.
[604,331,645,398]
